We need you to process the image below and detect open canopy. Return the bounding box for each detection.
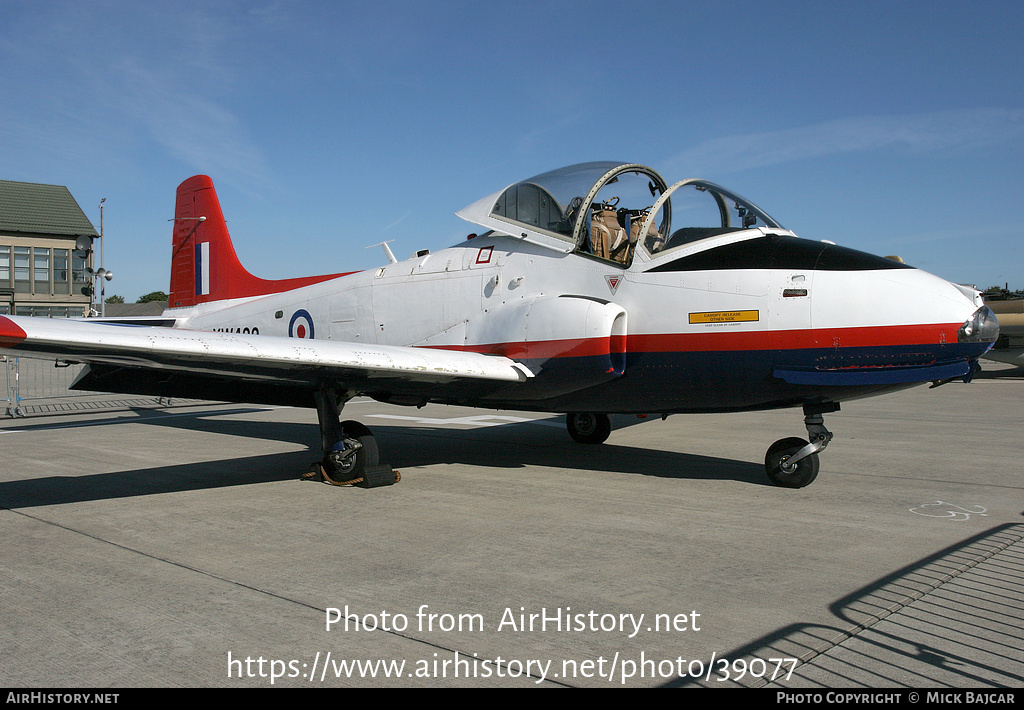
[457,161,782,265]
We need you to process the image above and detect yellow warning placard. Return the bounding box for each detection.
[688,310,759,324]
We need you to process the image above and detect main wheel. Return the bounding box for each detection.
[322,420,379,484]
[566,412,612,445]
[765,437,819,488]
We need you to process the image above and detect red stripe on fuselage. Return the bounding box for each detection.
[629,323,958,353]
[427,323,960,359]
[432,334,626,360]
[0,316,28,349]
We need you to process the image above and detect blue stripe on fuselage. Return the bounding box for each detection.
[483,342,985,412]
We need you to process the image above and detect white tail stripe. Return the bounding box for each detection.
[195,241,210,295]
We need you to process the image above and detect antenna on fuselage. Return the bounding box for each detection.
[367,240,398,264]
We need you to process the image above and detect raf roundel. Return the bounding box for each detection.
[288,309,315,339]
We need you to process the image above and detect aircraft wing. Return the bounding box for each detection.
[0,315,532,407]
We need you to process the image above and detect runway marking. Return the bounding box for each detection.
[909,501,989,520]
[368,413,563,428]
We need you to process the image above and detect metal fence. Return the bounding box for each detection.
[1,357,17,417]
[3,356,170,417]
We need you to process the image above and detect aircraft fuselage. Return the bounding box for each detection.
[176,228,991,415]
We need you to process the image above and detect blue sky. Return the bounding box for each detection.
[2,0,1022,301]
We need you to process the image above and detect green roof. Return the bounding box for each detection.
[0,179,99,237]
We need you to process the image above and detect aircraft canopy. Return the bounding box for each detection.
[457,161,782,264]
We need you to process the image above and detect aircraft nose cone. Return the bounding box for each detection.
[957,306,999,345]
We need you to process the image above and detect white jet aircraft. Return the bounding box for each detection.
[0,162,999,488]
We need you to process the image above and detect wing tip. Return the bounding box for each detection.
[0,315,28,349]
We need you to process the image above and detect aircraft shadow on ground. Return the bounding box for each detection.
[0,408,768,508]
[665,523,1024,688]
[0,450,308,510]
[122,406,768,485]
[373,424,767,484]
[976,365,1024,379]
[0,406,318,509]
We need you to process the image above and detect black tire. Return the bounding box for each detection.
[566,412,612,445]
[322,420,379,483]
[765,437,819,488]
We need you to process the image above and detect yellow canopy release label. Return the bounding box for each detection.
[689,310,760,324]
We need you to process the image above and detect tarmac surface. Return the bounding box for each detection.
[1,362,1022,688]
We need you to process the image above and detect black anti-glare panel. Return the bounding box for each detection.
[647,235,913,273]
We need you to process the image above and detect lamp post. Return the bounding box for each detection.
[97,198,111,317]
[84,198,112,317]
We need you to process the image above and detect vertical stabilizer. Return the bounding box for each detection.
[168,175,351,308]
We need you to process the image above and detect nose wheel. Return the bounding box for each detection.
[765,437,820,488]
[764,404,838,488]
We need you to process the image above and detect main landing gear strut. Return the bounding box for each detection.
[305,389,399,487]
[764,403,838,488]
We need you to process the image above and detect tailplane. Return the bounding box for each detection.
[169,176,349,308]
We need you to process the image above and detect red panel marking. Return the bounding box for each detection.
[476,246,493,264]
[0,316,28,349]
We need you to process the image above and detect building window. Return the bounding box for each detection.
[13,305,77,318]
[72,253,88,294]
[54,248,70,294]
[34,247,51,290]
[0,246,10,287]
[14,246,30,294]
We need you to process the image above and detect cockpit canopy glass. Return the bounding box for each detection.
[480,161,782,265]
[490,161,630,238]
[652,180,782,255]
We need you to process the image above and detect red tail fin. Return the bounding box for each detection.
[169,176,349,308]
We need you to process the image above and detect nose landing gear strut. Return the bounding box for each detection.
[764,403,839,488]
